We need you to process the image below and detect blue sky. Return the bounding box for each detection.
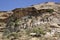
[0,0,60,11]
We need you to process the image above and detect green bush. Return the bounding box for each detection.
[39,9,54,13]
[7,32,19,38]
[47,9,54,13]
[32,28,46,35]
[26,27,46,35]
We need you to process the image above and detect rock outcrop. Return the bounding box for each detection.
[0,2,60,40]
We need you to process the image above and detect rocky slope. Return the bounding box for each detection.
[0,2,60,40]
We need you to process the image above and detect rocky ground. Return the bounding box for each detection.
[0,2,60,40]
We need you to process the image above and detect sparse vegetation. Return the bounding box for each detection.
[0,2,60,40]
[26,27,46,36]
[46,9,54,13]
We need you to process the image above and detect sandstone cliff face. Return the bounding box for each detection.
[0,2,60,40]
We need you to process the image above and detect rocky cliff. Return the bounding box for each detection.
[0,2,60,40]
